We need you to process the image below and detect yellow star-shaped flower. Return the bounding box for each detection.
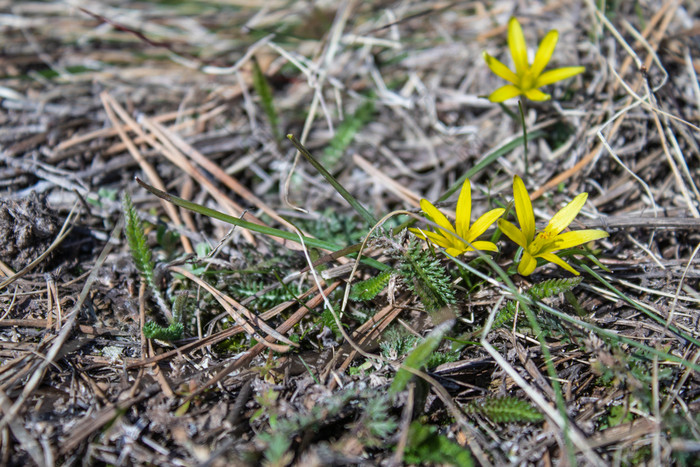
[483,17,585,102]
[409,179,505,256]
[498,175,608,276]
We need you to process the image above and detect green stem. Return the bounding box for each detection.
[287,134,378,226]
[517,100,529,182]
[136,178,389,271]
[498,102,519,121]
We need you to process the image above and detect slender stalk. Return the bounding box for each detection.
[136,178,389,271]
[518,100,529,182]
[287,134,378,226]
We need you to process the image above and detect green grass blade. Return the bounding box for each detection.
[322,98,375,170]
[580,264,700,348]
[446,253,700,374]
[136,178,388,271]
[287,134,378,226]
[438,130,544,202]
[251,56,281,144]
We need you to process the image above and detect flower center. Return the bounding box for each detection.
[538,230,553,241]
[529,230,554,255]
[520,70,536,91]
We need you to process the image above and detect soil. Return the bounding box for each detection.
[0,192,60,271]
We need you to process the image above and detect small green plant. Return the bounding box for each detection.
[142,320,184,341]
[399,241,456,312]
[322,98,375,170]
[227,277,300,312]
[463,396,544,423]
[350,393,398,447]
[349,270,392,301]
[390,319,453,395]
[144,293,188,340]
[351,239,457,312]
[319,308,343,339]
[123,192,182,341]
[379,326,419,360]
[403,421,473,467]
[426,348,461,369]
[124,192,157,290]
[256,387,387,466]
[597,402,633,430]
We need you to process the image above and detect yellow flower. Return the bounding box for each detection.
[410,179,505,256]
[483,17,585,102]
[498,176,608,276]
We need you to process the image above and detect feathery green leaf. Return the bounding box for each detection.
[398,242,455,312]
[350,270,393,301]
[143,320,184,341]
[463,396,543,423]
[123,192,156,289]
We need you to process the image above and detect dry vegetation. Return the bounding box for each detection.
[1,0,699,465]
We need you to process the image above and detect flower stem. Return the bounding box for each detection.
[498,102,518,121]
[517,100,529,182]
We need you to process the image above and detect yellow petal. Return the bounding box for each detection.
[530,234,563,256]
[482,51,519,84]
[513,175,535,241]
[539,252,579,275]
[420,198,456,236]
[455,178,472,240]
[410,227,450,248]
[445,247,467,256]
[488,85,523,103]
[518,251,538,276]
[553,229,608,250]
[536,66,585,87]
[408,227,427,240]
[546,192,587,236]
[422,230,454,249]
[524,88,551,101]
[531,30,558,77]
[498,219,528,249]
[469,208,505,241]
[508,17,528,76]
[468,240,499,252]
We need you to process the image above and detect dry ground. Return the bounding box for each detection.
[1,1,699,465]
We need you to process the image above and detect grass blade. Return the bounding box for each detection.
[581,264,700,347]
[252,56,281,144]
[438,130,544,202]
[322,98,375,170]
[136,177,388,271]
[287,134,378,226]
